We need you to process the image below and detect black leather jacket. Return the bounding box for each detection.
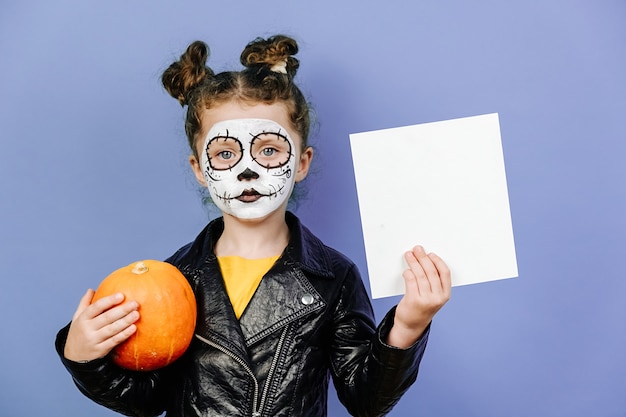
[56,212,430,417]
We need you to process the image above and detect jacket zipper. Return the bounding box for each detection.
[256,325,290,416]
[195,326,289,417]
[195,334,260,415]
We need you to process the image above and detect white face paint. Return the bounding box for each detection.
[200,118,296,219]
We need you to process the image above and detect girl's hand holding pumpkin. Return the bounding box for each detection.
[64,289,140,363]
[387,245,451,349]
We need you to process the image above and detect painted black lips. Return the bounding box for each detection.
[237,189,261,202]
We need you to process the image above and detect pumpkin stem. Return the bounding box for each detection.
[132,262,149,275]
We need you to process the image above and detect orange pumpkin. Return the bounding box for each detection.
[92,260,197,371]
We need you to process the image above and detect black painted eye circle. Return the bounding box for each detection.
[250,132,292,169]
[206,136,243,170]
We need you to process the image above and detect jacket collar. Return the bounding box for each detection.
[181,211,336,280]
[283,212,335,279]
[174,212,332,358]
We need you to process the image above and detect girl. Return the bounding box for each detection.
[56,35,451,417]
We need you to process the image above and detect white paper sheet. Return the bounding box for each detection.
[349,113,518,298]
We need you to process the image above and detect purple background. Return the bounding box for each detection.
[1,1,625,416]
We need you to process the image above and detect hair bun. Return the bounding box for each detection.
[240,35,300,76]
[162,41,214,106]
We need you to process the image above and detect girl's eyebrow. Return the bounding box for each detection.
[252,130,288,138]
[249,129,282,137]
[209,131,239,141]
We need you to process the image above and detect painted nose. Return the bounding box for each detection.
[237,168,260,181]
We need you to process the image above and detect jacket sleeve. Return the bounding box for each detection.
[328,263,430,417]
[55,323,177,417]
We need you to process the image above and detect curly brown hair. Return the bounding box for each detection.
[161,35,311,157]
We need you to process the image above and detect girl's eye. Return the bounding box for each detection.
[205,136,243,170]
[219,150,234,160]
[251,132,292,168]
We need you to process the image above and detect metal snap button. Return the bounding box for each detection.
[301,293,314,305]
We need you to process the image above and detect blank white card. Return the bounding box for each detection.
[349,113,518,299]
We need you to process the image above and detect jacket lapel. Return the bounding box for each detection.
[181,212,335,355]
[239,261,325,346]
[194,257,250,362]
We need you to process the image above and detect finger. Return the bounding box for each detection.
[83,292,126,320]
[98,322,138,352]
[412,246,450,296]
[97,309,140,341]
[72,289,95,321]
[404,248,425,277]
[428,252,452,294]
[105,324,137,350]
[402,267,420,295]
[92,300,139,330]
[404,249,431,294]
[411,246,439,280]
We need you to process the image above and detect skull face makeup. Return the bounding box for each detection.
[200,119,297,219]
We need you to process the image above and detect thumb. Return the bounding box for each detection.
[402,268,424,300]
[72,289,95,321]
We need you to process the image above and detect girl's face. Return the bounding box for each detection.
[190,101,313,220]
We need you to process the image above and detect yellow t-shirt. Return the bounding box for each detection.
[217,255,280,319]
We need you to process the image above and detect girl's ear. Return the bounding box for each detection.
[295,146,314,182]
[189,155,208,187]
